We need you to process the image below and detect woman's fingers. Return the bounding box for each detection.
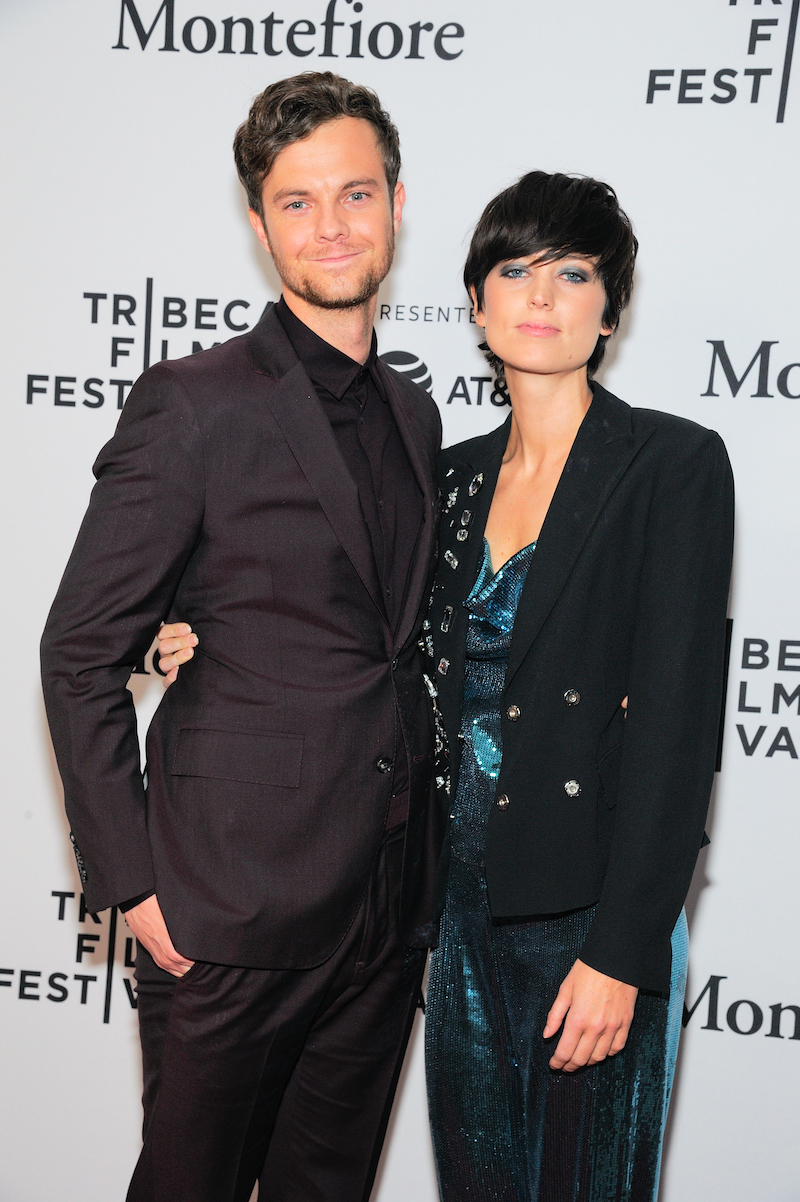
[156,622,197,686]
[543,980,572,1040]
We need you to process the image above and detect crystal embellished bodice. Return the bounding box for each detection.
[448,538,536,866]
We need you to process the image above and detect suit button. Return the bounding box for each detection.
[391,658,398,671]
[564,689,581,706]
[506,704,521,721]
[564,780,582,798]
[496,793,510,810]
[376,758,394,774]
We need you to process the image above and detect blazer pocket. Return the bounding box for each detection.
[171,727,303,789]
[597,742,623,810]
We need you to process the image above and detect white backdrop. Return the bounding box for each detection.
[2,1,799,1199]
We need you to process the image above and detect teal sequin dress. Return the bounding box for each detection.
[425,539,688,1201]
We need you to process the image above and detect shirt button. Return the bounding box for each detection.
[496,793,510,810]
[376,758,394,774]
[564,780,582,798]
[506,704,521,721]
[564,689,581,706]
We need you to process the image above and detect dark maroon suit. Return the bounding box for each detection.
[41,304,443,1200]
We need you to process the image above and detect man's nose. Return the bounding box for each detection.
[315,202,349,242]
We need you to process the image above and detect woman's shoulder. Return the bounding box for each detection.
[595,383,728,460]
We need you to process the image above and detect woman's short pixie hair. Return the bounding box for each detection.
[234,72,401,220]
[464,171,638,377]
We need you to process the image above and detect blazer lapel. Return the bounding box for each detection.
[378,363,440,649]
[434,417,510,740]
[249,310,386,620]
[505,385,655,687]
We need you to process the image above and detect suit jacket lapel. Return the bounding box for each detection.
[377,362,440,649]
[505,385,655,687]
[248,309,386,620]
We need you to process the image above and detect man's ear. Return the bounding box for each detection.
[248,209,272,256]
[469,286,485,329]
[392,181,406,234]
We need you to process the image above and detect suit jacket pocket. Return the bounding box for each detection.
[597,741,623,810]
[171,727,303,789]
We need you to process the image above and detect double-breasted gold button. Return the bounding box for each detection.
[506,704,521,721]
[564,780,581,797]
[496,793,510,810]
[564,689,581,706]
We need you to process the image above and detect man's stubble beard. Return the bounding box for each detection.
[270,227,395,312]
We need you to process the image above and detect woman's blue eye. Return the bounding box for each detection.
[561,269,589,282]
[500,266,527,279]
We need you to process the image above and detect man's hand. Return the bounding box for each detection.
[543,959,638,1072]
[157,622,197,686]
[125,894,195,977]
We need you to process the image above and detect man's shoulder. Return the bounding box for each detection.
[154,330,255,385]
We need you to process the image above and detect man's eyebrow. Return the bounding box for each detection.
[271,187,312,203]
[341,178,382,192]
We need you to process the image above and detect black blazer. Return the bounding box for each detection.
[41,307,444,968]
[427,384,734,993]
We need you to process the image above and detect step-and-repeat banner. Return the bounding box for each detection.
[1,1,798,1199]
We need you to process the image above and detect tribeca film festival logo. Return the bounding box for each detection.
[114,0,465,61]
[23,281,504,412]
[25,281,254,412]
[647,0,798,121]
[0,892,136,1024]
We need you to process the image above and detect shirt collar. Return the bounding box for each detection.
[275,296,379,401]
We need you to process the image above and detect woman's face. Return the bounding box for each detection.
[473,254,612,384]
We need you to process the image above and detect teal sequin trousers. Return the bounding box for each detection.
[425,542,687,1200]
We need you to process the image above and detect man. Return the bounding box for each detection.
[41,72,443,1202]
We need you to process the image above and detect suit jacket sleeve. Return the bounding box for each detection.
[578,428,734,992]
[41,365,205,913]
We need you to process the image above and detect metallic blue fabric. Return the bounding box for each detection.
[426,539,688,1201]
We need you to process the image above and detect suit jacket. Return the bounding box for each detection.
[41,306,444,969]
[427,384,734,993]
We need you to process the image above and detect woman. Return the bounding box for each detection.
[421,172,733,1200]
[159,171,734,1200]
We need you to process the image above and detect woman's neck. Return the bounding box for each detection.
[503,367,593,469]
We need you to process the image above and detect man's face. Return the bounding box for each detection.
[250,116,404,312]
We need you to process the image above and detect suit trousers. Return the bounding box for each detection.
[127,823,425,1202]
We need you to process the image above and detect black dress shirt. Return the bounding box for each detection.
[275,298,424,806]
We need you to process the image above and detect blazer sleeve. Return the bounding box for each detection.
[40,365,205,914]
[577,428,734,993]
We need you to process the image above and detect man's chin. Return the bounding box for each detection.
[294,276,383,311]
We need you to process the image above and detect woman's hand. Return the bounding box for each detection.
[543,959,638,1072]
[156,622,197,686]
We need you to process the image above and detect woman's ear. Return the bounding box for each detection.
[469,286,485,329]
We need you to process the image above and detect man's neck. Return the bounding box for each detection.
[281,291,376,365]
